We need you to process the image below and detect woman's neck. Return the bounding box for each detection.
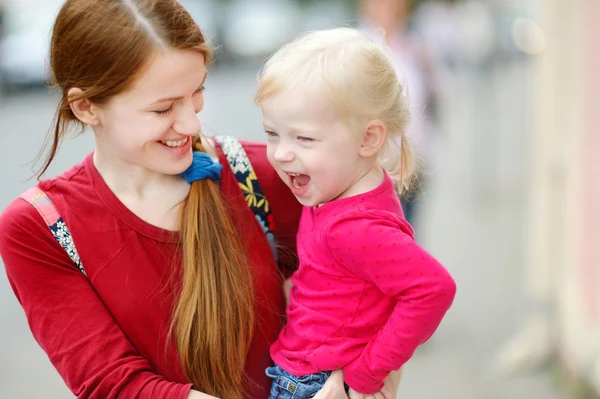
[93,150,183,201]
[91,135,218,230]
[92,149,191,231]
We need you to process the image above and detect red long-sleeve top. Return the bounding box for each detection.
[0,141,302,399]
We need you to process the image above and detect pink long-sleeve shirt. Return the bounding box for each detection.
[270,173,456,394]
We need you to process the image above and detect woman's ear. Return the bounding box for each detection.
[359,119,387,158]
[67,88,101,126]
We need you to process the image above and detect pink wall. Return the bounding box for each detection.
[580,0,600,322]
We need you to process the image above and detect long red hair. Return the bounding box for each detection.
[40,1,254,397]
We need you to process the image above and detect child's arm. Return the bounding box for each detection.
[325,214,456,394]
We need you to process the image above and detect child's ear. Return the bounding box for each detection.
[67,88,102,126]
[359,120,387,158]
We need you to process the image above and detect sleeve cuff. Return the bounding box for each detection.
[343,360,385,395]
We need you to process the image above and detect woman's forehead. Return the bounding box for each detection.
[128,50,207,100]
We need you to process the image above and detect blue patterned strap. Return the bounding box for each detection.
[213,135,278,261]
[20,187,87,276]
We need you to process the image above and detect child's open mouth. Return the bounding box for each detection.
[287,173,310,195]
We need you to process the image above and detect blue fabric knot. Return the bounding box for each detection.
[177,151,222,184]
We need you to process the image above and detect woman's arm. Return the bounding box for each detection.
[0,199,193,399]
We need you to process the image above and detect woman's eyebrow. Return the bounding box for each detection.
[147,73,207,106]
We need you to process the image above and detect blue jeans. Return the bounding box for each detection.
[265,365,331,399]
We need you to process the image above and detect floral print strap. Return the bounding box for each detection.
[20,187,86,276]
[213,135,278,261]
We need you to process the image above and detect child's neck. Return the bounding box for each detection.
[333,163,385,202]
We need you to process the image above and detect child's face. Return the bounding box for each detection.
[261,88,368,207]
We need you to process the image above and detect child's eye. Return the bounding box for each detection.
[298,136,314,142]
[154,106,174,116]
[265,130,278,138]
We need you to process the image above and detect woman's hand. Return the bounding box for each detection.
[186,390,219,399]
[283,277,294,307]
[378,368,403,399]
[312,370,348,399]
[348,387,384,399]
[347,367,403,399]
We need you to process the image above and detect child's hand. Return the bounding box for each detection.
[347,387,384,399]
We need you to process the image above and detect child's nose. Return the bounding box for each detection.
[274,144,295,163]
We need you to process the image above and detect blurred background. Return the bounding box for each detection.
[0,0,598,398]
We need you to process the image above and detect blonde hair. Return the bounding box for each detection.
[255,27,416,191]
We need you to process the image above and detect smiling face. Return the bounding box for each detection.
[261,87,375,207]
[93,49,207,176]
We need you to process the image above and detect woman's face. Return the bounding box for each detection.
[93,49,207,176]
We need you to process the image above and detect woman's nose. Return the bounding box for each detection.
[173,101,201,136]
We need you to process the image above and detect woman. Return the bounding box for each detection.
[0,0,297,397]
[0,1,401,398]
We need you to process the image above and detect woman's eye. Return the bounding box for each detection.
[194,86,206,95]
[154,106,174,116]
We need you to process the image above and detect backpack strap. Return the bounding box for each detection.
[213,135,278,261]
[20,187,87,276]
[19,137,278,271]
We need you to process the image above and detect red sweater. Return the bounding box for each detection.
[0,141,302,399]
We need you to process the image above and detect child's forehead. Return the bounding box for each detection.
[262,87,341,118]
[261,94,363,137]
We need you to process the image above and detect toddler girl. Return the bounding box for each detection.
[256,28,457,399]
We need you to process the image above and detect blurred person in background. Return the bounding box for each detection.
[411,0,495,72]
[358,0,444,233]
[0,0,361,398]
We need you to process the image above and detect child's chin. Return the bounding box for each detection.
[296,196,324,208]
[296,197,316,207]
